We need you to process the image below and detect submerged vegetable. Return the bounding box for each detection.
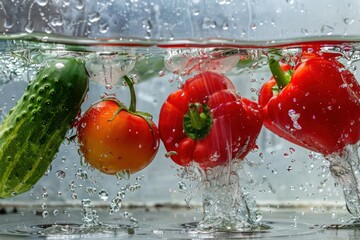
[159,71,263,169]
[0,58,89,198]
[77,76,159,175]
[259,50,360,155]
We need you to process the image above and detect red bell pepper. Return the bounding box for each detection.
[159,71,263,169]
[259,50,360,156]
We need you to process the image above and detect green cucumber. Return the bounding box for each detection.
[0,58,89,198]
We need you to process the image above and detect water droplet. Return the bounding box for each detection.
[89,12,101,23]
[193,8,200,16]
[202,17,217,29]
[53,209,59,216]
[98,189,109,201]
[42,211,49,218]
[36,0,48,6]
[50,15,63,27]
[75,0,84,9]
[153,229,165,234]
[71,193,78,199]
[55,62,65,69]
[4,18,14,29]
[44,26,52,34]
[288,109,302,130]
[69,180,76,191]
[42,192,48,199]
[99,22,109,33]
[86,187,96,194]
[158,70,165,77]
[344,18,355,25]
[178,181,187,191]
[62,0,70,6]
[75,169,88,180]
[25,21,34,33]
[218,0,231,4]
[222,22,229,30]
[300,28,309,35]
[130,217,139,225]
[82,199,91,207]
[320,25,334,35]
[55,170,66,180]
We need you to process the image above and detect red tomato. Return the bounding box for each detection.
[77,98,159,175]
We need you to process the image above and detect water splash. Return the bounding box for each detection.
[180,160,265,232]
[164,48,250,76]
[325,143,360,228]
[85,52,136,86]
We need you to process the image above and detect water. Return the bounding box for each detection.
[0,34,360,238]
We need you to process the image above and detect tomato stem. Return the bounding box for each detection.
[268,58,291,90]
[123,75,136,112]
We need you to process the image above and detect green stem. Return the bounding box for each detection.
[268,58,290,90]
[123,75,136,112]
[188,103,208,130]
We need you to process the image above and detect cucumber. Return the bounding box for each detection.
[0,58,89,198]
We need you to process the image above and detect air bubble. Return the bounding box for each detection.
[75,0,84,9]
[222,22,229,30]
[86,187,96,194]
[55,170,66,180]
[320,25,334,35]
[159,70,165,77]
[202,17,217,29]
[42,211,49,218]
[42,192,48,199]
[99,189,109,201]
[36,0,48,6]
[75,169,88,180]
[193,8,200,16]
[50,15,63,27]
[344,18,355,25]
[71,193,78,199]
[178,181,187,191]
[55,62,65,69]
[4,18,14,29]
[99,22,109,33]
[25,21,34,33]
[89,12,101,23]
[53,209,59,216]
[116,170,131,180]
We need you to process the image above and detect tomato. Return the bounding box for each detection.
[77,76,160,175]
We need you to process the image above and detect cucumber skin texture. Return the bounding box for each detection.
[0,58,89,198]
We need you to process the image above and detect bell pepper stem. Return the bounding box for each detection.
[123,75,136,112]
[188,103,208,130]
[268,58,290,90]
